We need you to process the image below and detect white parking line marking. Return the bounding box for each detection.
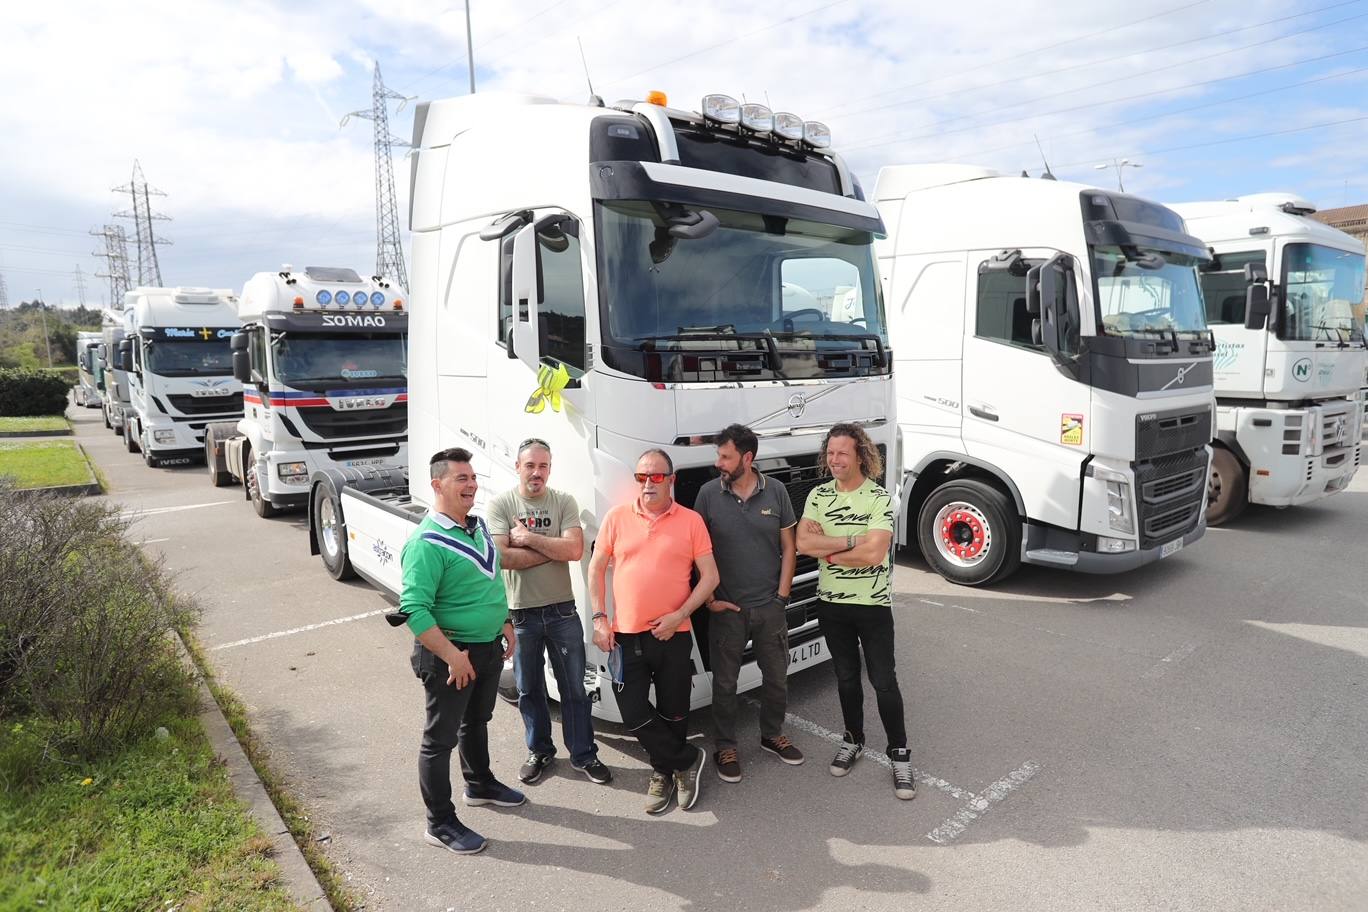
[141,538,171,544]
[211,609,388,651]
[926,761,1040,845]
[120,500,234,519]
[1142,640,1200,680]
[744,698,975,801]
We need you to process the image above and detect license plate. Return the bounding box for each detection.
[788,639,822,667]
[1160,537,1184,558]
[345,457,386,468]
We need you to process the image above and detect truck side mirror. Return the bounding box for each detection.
[230,331,250,352]
[510,222,543,373]
[1027,253,1076,361]
[117,339,133,373]
[1244,283,1271,331]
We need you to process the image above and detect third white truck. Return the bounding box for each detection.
[1171,194,1365,523]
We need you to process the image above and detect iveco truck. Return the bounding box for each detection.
[1171,194,1365,523]
[116,287,243,467]
[203,267,408,517]
[74,332,103,408]
[305,90,896,720]
[99,316,130,434]
[874,165,1215,586]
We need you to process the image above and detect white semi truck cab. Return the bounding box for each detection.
[116,287,243,468]
[1171,194,1366,523]
[74,332,103,409]
[99,317,130,434]
[203,266,408,518]
[307,90,897,719]
[875,166,1215,585]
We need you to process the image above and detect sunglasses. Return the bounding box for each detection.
[633,472,672,484]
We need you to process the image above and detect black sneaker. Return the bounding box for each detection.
[889,747,917,800]
[518,752,554,784]
[715,747,742,783]
[829,734,863,777]
[424,819,487,855]
[463,780,527,808]
[760,735,805,765]
[573,758,613,784]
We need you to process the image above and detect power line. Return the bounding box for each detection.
[73,264,88,307]
[845,45,1368,153]
[343,63,411,288]
[114,160,172,286]
[91,224,132,307]
[835,0,1366,124]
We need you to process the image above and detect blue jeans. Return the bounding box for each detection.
[512,601,599,767]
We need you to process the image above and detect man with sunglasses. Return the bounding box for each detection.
[488,438,612,787]
[401,448,526,857]
[588,449,720,815]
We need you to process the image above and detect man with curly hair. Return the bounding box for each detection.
[796,423,914,800]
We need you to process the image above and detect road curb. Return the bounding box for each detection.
[0,428,72,438]
[172,635,332,911]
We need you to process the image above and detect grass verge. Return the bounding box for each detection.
[0,716,301,912]
[0,416,68,433]
[0,440,94,488]
[180,630,359,912]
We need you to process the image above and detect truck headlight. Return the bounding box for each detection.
[152,429,176,444]
[277,461,308,482]
[1091,464,1135,535]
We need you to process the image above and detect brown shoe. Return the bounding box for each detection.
[715,748,741,783]
[760,735,805,766]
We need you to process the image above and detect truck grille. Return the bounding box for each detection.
[1134,448,1207,549]
[162,392,244,417]
[294,402,407,440]
[1317,404,1355,450]
[1137,406,1212,460]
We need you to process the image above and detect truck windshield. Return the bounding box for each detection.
[596,200,887,348]
[1092,246,1208,337]
[1280,243,1365,343]
[270,332,407,385]
[144,339,234,376]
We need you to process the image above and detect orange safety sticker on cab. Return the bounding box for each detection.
[1060,413,1084,445]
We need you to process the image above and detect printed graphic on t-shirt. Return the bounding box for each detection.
[804,482,895,606]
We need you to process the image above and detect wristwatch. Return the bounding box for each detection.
[775,593,791,608]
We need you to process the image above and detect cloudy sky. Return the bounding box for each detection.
[3,0,1367,307]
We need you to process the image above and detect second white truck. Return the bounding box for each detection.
[74,331,103,409]
[204,267,409,517]
[875,165,1215,585]
[1171,194,1366,523]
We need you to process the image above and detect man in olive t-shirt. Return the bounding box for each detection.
[488,439,611,787]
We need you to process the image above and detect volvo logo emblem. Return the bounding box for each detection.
[786,393,808,418]
[1161,364,1193,391]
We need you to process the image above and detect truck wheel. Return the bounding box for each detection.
[312,483,355,580]
[918,479,1021,586]
[141,432,162,469]
[1206,447,1248,526]
[204,428,234,487]
[246,455,278,518]
[102,407,111,429]
[124,419,139,454]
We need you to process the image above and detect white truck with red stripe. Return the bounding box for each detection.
[204,266,409,518]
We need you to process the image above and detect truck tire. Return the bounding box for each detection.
[203,426,235,488]
[1206,447,1248,526]
[245,451,278,518]
[918,479,1021,586]
[141,430,162,469]
[124,419,139,454]
[311,482,356,580]
[102,407,111,429]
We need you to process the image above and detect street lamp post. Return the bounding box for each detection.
[1095,158,1143,192]
[35,288,53,368]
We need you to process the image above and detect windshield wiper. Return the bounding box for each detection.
[1310,323,1351,347]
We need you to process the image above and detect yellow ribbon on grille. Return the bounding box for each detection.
[524,362,571,414]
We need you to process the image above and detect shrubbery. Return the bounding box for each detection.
[0,368,71,417]
[0,485,198,772]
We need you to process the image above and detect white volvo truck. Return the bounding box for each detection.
[203,267,409,517]
[305,91,897,720]
[99,317,130,433]
[874,165,1215,586]
[73,331,103,408]
[1171,194,1365,524]
[115,287,243,467]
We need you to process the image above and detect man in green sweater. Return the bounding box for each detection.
[402,447,524,856]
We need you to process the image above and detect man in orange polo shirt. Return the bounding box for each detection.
[588,448,719,815]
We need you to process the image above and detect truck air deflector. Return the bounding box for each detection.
[1085,219,1210,263]
[261,312,408,333]
[589,161,884,235]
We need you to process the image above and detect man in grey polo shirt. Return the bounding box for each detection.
[694,423,804,783]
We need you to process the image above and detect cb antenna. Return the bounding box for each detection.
[1034,134,1057,181]
[578,37,603,107]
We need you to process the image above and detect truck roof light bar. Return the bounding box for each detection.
[702,94,741,125]
[772,112,804,141]
[802,121,831,149]
[740,103,773,134]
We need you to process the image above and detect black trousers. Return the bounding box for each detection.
[412,638,504,827]
[612,631,698,774]
[815,601,908,752]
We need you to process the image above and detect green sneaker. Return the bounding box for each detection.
[675,745,707,810]
[644,771,675,815]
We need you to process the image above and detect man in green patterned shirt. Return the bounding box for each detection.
[797,423,915,801]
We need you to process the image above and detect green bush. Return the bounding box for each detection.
[0,486,198,757]
[0,368,70,417]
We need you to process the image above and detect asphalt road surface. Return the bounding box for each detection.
[73,407,1368,912]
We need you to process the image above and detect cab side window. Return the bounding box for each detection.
[976,266,1041,352]
[1198,251,1266,325]
[536,226,587,376]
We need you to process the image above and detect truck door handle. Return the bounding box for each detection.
[968,403,999,422]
